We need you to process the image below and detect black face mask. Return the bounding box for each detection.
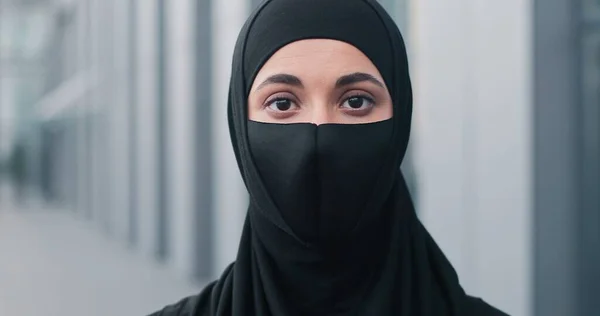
[248,119,394,247]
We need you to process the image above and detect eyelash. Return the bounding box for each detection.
[342,93,375,109]
[263,93,376,110]
[265,96,293,107]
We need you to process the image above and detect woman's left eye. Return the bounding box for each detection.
[341,96,375,110]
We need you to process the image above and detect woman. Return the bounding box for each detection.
[151,0,508,315]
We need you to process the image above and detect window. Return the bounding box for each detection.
[578,0,600,313]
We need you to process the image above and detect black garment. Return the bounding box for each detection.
[151,0,509,315]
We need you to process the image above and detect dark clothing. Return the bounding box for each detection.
[151,286,507,315]
[151,0,508,315]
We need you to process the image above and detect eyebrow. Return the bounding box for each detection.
[256,74,303,90]
[254,71,384,91]
[335,72,384,88]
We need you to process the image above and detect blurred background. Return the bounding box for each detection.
[0,0,598,315]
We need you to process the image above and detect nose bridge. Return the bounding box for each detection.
[310,98,334,126]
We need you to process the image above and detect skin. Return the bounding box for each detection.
[248,39,393,124]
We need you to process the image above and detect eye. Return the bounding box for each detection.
[341,94,375,111]
[265,97,298,112]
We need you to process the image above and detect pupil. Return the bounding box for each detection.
[348,97,363,109]
[275,100,291,111]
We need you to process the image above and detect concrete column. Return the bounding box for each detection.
[533,0,592,315]
[211,0,249,276]
[135,0,160,258]
[0,79,15,170]
[88,0,102,223]
[74,0,90,217]
[411,1,532,315]
[165,0,196,277]
[410,0,472,288]
[192,0,214,280]
[126,0,138,247]
[108,0,132,242]
[93,0,113,233]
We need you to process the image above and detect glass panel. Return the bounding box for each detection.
[580,30,600,313]
[583,0,600,22]
[582,31,600,195]
[582,32,600,157]
[156,0,168,260]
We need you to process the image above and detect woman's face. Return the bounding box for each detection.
[248,39,393,125]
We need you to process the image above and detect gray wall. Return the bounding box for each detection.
[412,1,532,314]
[533,0,578,314]
[134,0,160,262]
[194,0,214,281]
[578,1,600,313]
[534,0,600,315]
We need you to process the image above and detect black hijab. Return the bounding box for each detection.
[151,0,508,315]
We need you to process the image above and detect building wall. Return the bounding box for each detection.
[134,0,160,260]
[534,1,600,315]
[411,0,532,315]
[0,78,16,161]
[165,0,197,278]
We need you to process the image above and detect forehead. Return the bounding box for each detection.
[267,39,373,64]
[252,39,384,85]
[242,0,395,85]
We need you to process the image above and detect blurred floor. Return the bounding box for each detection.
[0,181,204,316]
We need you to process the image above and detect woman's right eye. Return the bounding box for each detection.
[266,98,297,112]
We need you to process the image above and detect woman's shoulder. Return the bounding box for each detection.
[146,281,217,316]
[147,263,235,316]
[465,295,510,316]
